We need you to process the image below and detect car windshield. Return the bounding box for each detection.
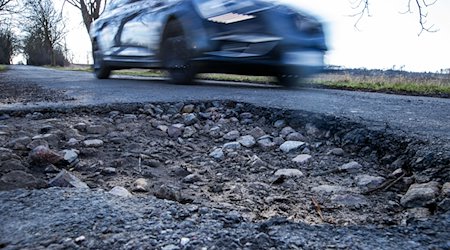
[193,0,256,18]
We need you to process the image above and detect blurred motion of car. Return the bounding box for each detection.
[90,0,327,86]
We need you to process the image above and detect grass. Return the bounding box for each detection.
[0,65,7,72]
[311,71,450,97]
[51,65,450,97]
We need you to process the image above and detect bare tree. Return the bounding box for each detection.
[0,0,15,13]
[63,0,107,34]
[351,0,438,35]
[22,0,67,66]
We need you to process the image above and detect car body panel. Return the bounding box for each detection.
[91,0,327,80]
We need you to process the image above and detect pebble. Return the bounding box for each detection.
[86,125,107,135]
[328,148,345,156]
[286,132,306,141]
[400,181,440,208]
[331,194,368,208]
[182,104,195,113]
[183,114,198,126]
[102,167,117,175]
[339,161,362,173]
[48,170,89,189]
[273,119,286,128]
[280,127,296,137]
[182,126,196,138]
[83,139,104,147]
[274,169,304,178]
[223,130,240,140]
[292,154,312,164]
[182,174,202,184]
[311,185,348,194]
[62,149,79,165]
[168,124,184,138]
[249,127,266,139]
[132,178,150,192]
[223,142,241,151]
[258,138,276,150]
[109,186,133,198]
[237,135,256,148]
[209,148,224,160]
[355,175,385,189]
[279,141,305,153]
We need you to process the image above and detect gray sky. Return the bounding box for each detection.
[59,0,450,72]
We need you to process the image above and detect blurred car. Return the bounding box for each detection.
[90,0,327,86]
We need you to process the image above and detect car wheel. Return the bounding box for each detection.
[161,21,195,84]
[276,73,303,88]
[92,42,111,79]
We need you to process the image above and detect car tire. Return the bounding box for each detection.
[92,42,111,79]
[276,73,303,88]
[161,21,195,84]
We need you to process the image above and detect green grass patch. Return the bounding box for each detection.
[0,65,8,72]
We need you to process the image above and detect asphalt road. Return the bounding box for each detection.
[1,65,449,141]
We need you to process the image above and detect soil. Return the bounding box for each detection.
[0,80,449,249]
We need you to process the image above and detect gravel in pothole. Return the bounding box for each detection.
[0,101,448,227]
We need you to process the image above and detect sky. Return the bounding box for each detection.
[54,0,450,72]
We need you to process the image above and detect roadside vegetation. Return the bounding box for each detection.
[52,65,450,97]
[0,65,7,72]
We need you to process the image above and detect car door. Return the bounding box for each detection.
[116,0,164,60]
[95,0,132,57]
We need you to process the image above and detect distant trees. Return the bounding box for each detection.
[63,0,106,33]
[0,27,16,64]
[21,0,68,66]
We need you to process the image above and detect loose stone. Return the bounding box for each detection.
[400,181,440,208]
[274,168,304,178]
[48,170,89,189]
[237,135,256,148]
[109,186,133,197]
[279,141,305,153]
[83,139,104,147]
[292,154,312,164]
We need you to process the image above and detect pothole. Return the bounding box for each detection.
[0,101,449,227]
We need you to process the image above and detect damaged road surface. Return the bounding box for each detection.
[0,101,449,249]
[1,66,450,249]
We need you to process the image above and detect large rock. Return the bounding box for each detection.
[48,170,89,189]
[400,181,440,208]
[279,141,305,153]
[0,170,46,190]
[237,135,256,148]
[29,145,64,165]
